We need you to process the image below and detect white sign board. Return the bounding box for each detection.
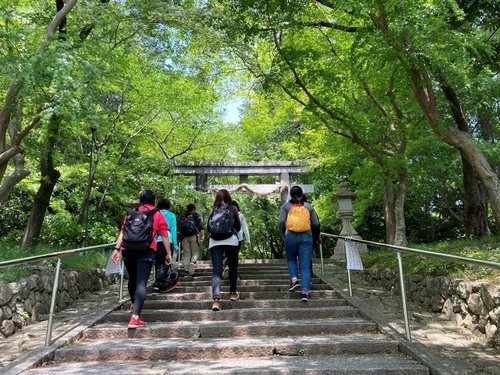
[345,241,364,271]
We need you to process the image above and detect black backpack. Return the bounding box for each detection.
[154,266,180,293]
[208,206,234,240]
[179,214,198,237]
[121,208,157,251]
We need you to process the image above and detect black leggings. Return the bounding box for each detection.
[123,249,154,316]
[154,242,167,283]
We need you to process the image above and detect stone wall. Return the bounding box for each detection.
[0,267,119,338]
[362,267,500,344]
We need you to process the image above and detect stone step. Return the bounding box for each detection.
[167,283,333,293]
[53,335,401,363]
[15,261,431,375]
[175,274,325,287]
[173,265,291,273]
[146,289,340,301]
[83,318,378,340]
[169,278,327,287]
[105,306,360,323]
[187,274,305,281]
[23,354,429,375]
[141,298,348,310]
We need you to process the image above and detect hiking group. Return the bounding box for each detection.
[112,185,319,329]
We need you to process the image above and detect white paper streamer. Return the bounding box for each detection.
[345,241,364,271]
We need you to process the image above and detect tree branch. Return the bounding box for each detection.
[363,82,388,117]
[300,21,358,32]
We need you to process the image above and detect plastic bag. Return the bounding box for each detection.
[105,253,123,276]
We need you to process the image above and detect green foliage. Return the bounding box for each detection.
[62,251,110,273]
[361,236,499,279]
[0,239,112,283]
[0,186,33,237]
[232,194,284,259]
[0,0,498,266]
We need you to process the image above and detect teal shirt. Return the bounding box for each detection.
[157,209,179,250]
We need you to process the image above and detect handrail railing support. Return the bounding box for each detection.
[346,269,353,297]
[319,236,324,276]
[45,257,62,346]
[344,243,353,297]
[396,252,412,341]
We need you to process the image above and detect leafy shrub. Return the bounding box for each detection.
[361,237,499,280]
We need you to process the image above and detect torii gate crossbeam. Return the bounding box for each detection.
[172,161,313,203]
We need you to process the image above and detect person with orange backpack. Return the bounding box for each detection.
[279,186,320,302]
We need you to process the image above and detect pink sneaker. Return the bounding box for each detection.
[128,315,147,329]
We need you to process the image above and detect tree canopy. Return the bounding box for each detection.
[0,0,498,254]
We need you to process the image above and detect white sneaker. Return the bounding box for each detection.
[188,262,195,276]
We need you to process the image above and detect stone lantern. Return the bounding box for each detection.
[331,184,367,259]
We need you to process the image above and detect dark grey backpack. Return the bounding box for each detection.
[208,206,234,240]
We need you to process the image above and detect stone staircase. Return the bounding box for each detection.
[23,261,430,374]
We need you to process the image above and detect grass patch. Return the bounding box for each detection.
[361,236,500,281]
[0,241,113,283]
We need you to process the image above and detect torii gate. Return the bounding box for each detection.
[172,161,313,203]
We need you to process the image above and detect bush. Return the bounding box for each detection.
[361,236,500,279]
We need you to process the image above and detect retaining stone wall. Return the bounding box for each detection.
[0,267,119,338]
[362,267,500,344]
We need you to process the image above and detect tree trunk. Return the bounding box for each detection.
[406,68,500,233]
[394,167,408,246]
[21,117,61,248]
[372,4,500,234]
[462,156,491,237]
[0,0,77,202]
[444,128,500,233]
[383,177,396,244]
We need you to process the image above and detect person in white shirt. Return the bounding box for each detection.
[223,200,251,279]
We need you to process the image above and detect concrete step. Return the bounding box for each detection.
[190,274,310,281]
[53,334,401,362]
[169,278,328,287]
[83,318,378,340]
[168,283,333,293]
[141,298,348,310]
[146,289,340,301]
[16,261,431,375]
[104,306,361,323]
[24,354,429,374]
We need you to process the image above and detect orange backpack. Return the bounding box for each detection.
[285,204,311,232]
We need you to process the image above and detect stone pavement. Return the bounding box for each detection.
[316,262,500,375]
[1,263,498,374]
[0,285,123,374]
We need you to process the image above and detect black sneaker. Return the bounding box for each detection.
[289,280,301,291]
[301,292,310,302]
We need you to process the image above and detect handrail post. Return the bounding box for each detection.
[319,234,324,276]
[45,257,62,346]
[396,252,412,341]
[345,241,353,297]
[347,269,353,297]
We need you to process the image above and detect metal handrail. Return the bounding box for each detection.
[0,243,116,269]
[0,243,118,346]
[321,234,499,269]
[318,233,500,342]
